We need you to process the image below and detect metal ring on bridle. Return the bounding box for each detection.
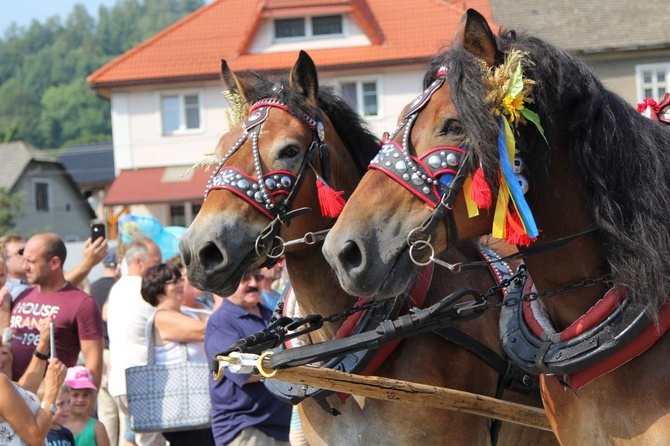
[255,234,285,259]
[406,226,432,248]
[408,239,435,266]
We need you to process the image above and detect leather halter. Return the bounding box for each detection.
[369,66,471,243]
[204,95,329,263]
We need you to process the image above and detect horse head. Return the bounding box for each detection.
[323,10,502,297]
[181,51,375,295]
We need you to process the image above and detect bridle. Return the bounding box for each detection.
[369,66,473,257]
[204,91,332,266]
[371,66,600,273]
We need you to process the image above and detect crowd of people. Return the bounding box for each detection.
[0,231,304,446]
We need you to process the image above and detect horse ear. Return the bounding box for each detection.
[220,59,251,103]
[290,50,319,105]
[453,9,501,67]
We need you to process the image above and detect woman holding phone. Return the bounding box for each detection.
[0,318,68,446]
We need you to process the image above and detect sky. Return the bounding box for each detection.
[0,0,121,34]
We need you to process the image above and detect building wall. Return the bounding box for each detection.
[586,49,670,106]
[13,162,93,241]
[108,67,428,175]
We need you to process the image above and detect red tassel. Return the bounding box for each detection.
[505,207,535,247]
[316,179,346,218]
[471,167,493,209]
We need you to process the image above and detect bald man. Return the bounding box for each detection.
[6,233,103,387]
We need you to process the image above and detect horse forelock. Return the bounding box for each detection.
[232,74,378,177]
[436,28,670,313]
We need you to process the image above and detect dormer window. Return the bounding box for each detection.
[274,15,343,40]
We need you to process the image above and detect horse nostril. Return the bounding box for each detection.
[181,248,192,268]
[339,240,363,270]
[199,242,225,271]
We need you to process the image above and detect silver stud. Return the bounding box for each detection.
[393,152,400,158]
[446,153,460,166]
[513,158,524,174]
[238,179,249,190]
[395,160,407,172]
[403,173,410,181]
[281,176,292,188]
[254,191,264,202]
[516,174,529,194]
[385,161,392,167]
[411,173,423,185]
[265,178,276,189]
[246,190,253,196]
[422,186,431,194]
[428,155,441,169]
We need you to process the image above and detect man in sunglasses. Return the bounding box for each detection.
[205,271,291,446]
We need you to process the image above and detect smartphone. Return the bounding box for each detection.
[91,223,105,242]
[49,321,56,360]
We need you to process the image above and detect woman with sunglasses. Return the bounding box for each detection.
[140,263,214,446]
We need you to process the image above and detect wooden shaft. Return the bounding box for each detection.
[262,360,552,431]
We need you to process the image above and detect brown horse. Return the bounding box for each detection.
[323,9,670,445]
[180,51,556,445]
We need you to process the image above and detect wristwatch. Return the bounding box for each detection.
[40,401,57,415]
[33,350,49,361]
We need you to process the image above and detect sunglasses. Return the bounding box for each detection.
[241,271,264,283]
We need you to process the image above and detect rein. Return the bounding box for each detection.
[204,93,330,265]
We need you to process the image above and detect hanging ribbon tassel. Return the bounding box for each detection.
[498,116,539,239]
[316,178,346,218]
[462,177,479,218]
[470,167,493,209]
[505,206,533,246]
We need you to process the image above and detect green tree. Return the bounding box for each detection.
[0,0,204,150]
[39,79,111,148]
[0,188,23,236]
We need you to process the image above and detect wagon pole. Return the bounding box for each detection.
[258,358,552,431]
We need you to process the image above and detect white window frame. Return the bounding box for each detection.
[636,63,670,103]
[32,178,52,212]
[159,90,203,136]
[335,77,382,119]
[274,15,345,41]
[168,202,201,227]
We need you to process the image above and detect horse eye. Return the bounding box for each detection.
[279,145,301,159]
[439,120,464,137]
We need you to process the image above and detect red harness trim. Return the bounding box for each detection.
[522,281,626,342]
[522,277,670,390]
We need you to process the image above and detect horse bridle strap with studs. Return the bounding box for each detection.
[370,66,472,245]
[204,96,329,262]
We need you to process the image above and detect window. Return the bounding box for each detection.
[637,63,669,102]
[161,93,201,135]
[34,180,50,212]
[192,203,202,218]
[170,205,186,227]
[274,15,342,40]
[275,18,305,38]
[312,15,342,36]
[340,81,379,117]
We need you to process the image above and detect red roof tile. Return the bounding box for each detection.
[104,166,210,205]
[87,0,495,88]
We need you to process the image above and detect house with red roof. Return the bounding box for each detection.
[87,0,494,228]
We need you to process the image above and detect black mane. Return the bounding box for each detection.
[239,74,379,175]
[428,30,670,312]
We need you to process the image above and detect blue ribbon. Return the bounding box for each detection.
[498,117,538,237]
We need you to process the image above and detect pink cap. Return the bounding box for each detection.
[65,366,97,391]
